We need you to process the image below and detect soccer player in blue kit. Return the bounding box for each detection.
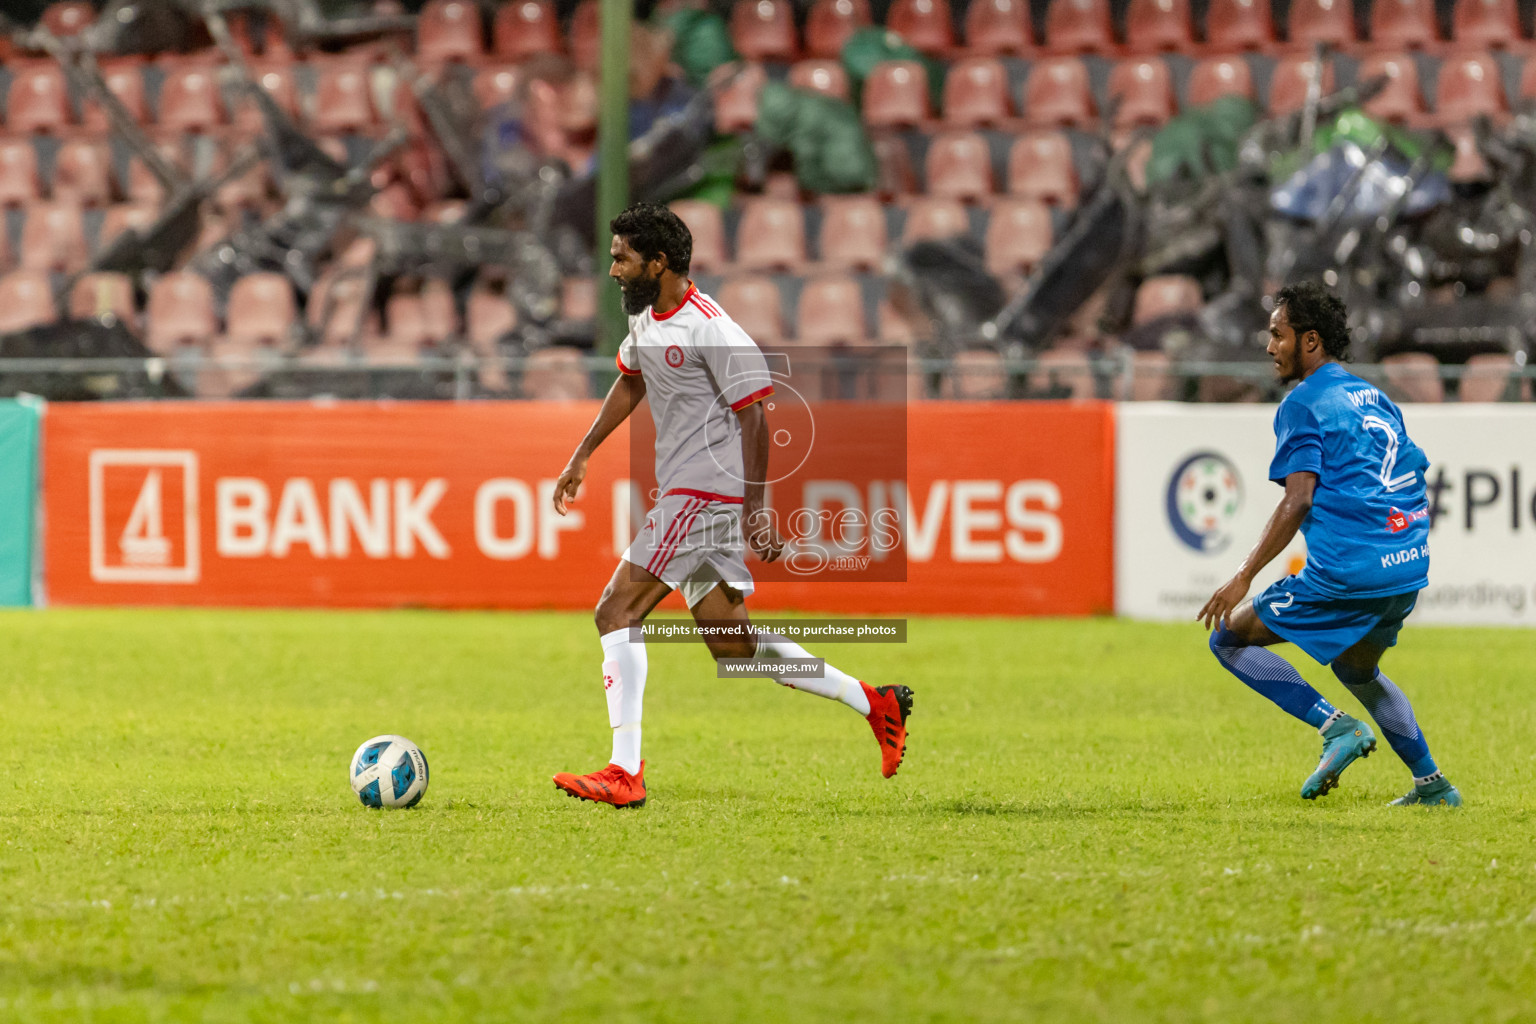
[1197,283,1461,806]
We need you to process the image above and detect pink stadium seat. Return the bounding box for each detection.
[561,276,596,322]
[98,203,157,249]
[311,59,378,134]
[862,60,932,128]
[806,0,872,58]
[1382,352,1444,403]
[1268,55,1335,114]
[1007,131,1079,205]
[82,60,149,131]
[1044,0,1115,53]
[307,268,377,347]
[233,62,301,132]
[474,64,524,109]
[818,194,888,271]
[569,1,600,69]
[420,280,459,344]
[1124,0,1195,53]
[1188,56,1255,104]
[872,132,919,198]
[1126,350,1176,400]
[1285,0,1357,48]
[1459,353,1527,402]
[69,272,135,325]
[1358,53,1426,124]
[789,60,852,101]
[0,139,41,207]
[53,140,114,207]
[902,197,971,243]
[668,199,727,274]
[1204,0,1275,51]
[520,347,590,400]
[417,0,485,66]
[943,58,1014,126]
[942,348,1008,398]
[493,0,562,59]
[1371,0,1440,47]
[19,201,87,272]
[965,0,1033,55]
[227,273,297,346]
[984,198,1054,278]
[6,63,71,134]
[467,284,516,350]
[379,294,431,357]
[718,275,785,341]
[1022,57,1097,128]
[731,0,800,61]
[888,0,957,53]
[925,130,994,200]
[41,2,94,36]
[157,63,226,133]
[1109,58,1177,127]
[734,197,806,272]
[1133,274,1202,323]
[1436,53,1507,122]
[714,62,767,134]
[797,275,868,344]
[146,272,218,355]
[0,271,57,332]
[1451,0,1522,48]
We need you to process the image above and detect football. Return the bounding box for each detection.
[349,734,429,809]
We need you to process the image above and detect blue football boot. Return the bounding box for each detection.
[1389,774,1462,808]
[1301,713,1377,800]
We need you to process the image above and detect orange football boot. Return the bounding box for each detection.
[553,762,647,808]
[862,683,914,778]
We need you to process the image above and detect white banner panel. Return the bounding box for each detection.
[1116,404,1536,627]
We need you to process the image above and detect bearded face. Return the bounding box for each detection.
[610,235,663,315]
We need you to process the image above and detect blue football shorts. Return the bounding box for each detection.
[1252,574,1419,665]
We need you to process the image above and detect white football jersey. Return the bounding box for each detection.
[616,283,775,502]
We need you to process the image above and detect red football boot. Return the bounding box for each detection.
[861,683,914,778]
[553,761,647,808]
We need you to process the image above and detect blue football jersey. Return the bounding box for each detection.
[1269,362,1431,599]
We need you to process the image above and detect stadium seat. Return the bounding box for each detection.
[806,0,872,58]
[146,272,218,355]
[0,271,57,333]
[1030,347,1094,398]
[1268,55,1335,114]
[714,62,767,134]
[307,268,377,347]
[1187,56,1256,104]
[52,140,115,207]
[1044,0,1115,54]
[668,200,727,274]
[569,0,600,69]
[943,58,1014,127]
[19,201,87,272]
[0,139,41,207]
[98,203,157,249]
[227,273,297,346]
[217,157,271,214]
[734,197,806,272]
[467,284,517,351]
[1382,352,1444,402]
[6,63,71,134]
[964,0,1033,54]
[1109,58,1177,127]
[871,132,919,198]
[1358,53,1426,124]
[1126,349,1176,400]
[417,0,485,66]
[818,194,888,271]
[231,63,302,133]
[493,0,561,59]
[797,276,868,344]
[1022,57,1097,128]
[924,130,994,200]
[789,60,852,101]
[1370,0,1440,48]
[717,275,785,341]
[1133,274,1202,323]
[1445,125,1492,181]
[1124,0,1195,53]
[421,280,460,344]
[731,0,799,61]
[862,60,931,128]
[81,60,150,133]
[1521,58,1536,101]
[561,276,596,322]
[1007,131,1079,206]
[474,64,524,110]
[1451,0,1522,48]
[1436,53,1507,122]
[1459,352,1527,401]
[157,64,226,134]
[311,59,379,134]
[984,198,1054,278]
[41,2,94,36]
[888,0,956,54]
[1204,0,1275,51]
[942,348,1008,398]
[521,347,590,400]
[68,272,135,325]
[902,197,971,243]
[1285,0,1356,47]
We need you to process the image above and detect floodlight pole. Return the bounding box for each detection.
[596,0,632,356]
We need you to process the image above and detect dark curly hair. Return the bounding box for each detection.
[610,202,692,277]
[1273,282,1351,360]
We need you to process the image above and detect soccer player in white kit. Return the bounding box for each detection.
[550,203,913,808]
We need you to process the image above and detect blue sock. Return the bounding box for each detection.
[1331,663,1439,780]
[1209,629,1338,728]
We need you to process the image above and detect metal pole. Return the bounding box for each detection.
[595,0,633,356]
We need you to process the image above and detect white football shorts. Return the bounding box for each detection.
[622,490,755,607]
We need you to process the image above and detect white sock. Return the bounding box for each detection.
[754,632,870,715]
[600,629,646,775]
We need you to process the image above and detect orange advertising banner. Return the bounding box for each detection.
[43,401,1113,615]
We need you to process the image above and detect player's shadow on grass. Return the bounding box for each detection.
[935,797,1192,818]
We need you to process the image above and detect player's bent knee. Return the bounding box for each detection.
[707,639,756,661]
[1330,659,1377,688]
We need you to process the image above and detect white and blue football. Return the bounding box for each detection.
[350,735,429,809]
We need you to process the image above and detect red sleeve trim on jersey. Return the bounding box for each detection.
[662,488,745,504]
[687,294,718,319]
[650,283,697,322]
[729,385,775,411]
[616,352,641,376]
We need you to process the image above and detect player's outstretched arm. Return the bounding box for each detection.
[736,401,783,563]
[1198,471,1317,630]
[553,372,647,516]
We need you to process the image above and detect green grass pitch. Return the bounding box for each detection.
[1,609,1533,1023]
